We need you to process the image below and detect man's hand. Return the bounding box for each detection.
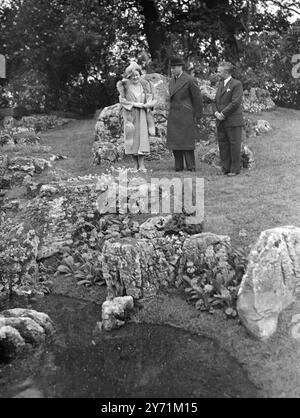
[215,111,225,121]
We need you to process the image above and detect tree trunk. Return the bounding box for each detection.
[136,0,167,62]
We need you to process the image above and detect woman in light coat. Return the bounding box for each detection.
[117,62,157,172]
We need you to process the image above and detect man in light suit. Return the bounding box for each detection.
[215,62,244,176]
[167,56,203,172]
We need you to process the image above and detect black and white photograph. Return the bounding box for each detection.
[0,0,300,402]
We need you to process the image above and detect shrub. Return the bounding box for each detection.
[3,69,48,113]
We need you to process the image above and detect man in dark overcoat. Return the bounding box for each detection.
[167,57,203,171]
[215,61,244,176]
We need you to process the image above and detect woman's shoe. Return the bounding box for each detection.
[139,167,147,173]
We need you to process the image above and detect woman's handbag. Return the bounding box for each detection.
[146,109,156,136]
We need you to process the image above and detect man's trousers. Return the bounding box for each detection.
[173,150,196,171]
[217,124,242,174]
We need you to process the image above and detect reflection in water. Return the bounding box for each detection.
[0,295,258,398]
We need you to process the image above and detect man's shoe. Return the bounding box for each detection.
[175,169,183,172]
[227,172,239,177]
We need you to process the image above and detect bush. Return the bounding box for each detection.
[0,85,10,109]
[54,80,117,116]
[233,30,300,109]
[3,69,48,113]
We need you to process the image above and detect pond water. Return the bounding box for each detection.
[0,295,258,398]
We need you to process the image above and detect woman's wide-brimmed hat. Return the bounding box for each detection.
[124,61,142,78]
[169,56,184,66]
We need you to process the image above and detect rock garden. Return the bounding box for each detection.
[0,74,300,398]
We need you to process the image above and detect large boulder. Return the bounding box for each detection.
[99,296,134,331]
[255,119,273,134]
[0,154,8,176]
[201,145,255,170]
[0,308,55,336]
[101,235,185,299]
[0,221,40,296]
[237,226,300,340]
[94,103,123,144]
[178,232,234,281]
[0,309,55,361]
[243,88,276,113]
[0,326,25,360]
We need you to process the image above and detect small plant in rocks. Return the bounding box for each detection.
[55,252,105,287]
[183,244,249,318]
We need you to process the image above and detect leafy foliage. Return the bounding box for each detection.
[55,253,105,287]
[183,244,249,318]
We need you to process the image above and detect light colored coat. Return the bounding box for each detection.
[117,78,157,155]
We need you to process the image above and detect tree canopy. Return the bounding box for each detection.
[0,0,299,112]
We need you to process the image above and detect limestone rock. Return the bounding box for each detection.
[0,222,40,292]
[0,309,54,361]
[0,154,8,176]
[201,145,255,170]
[93,139,125,165]
[2,116,17,130]
[237,226,300,340]
[201,146,220,169]
[178,233,233,279]
[0,325,25,360]
[139,215,172,239]
[25,180,42,198]
[39,185,59,197]
[8,157,36,175]
[19,115,74,132]
[10,129,40,146]
[241,145,255,170]
[95,103,123,144]
[147,136,171,160]
[101,236,184,299]
[255,120,272,134]
[143,73,169,110]
[243,88,276,113]
[33,158,51,174]
[0,317,45,346]
[100,296,134,331]
[0,309,55,336]
[198,80,217,102]
[0,175,11,190]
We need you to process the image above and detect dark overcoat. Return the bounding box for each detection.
[167,72,203,150]
[215,78,244,127]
